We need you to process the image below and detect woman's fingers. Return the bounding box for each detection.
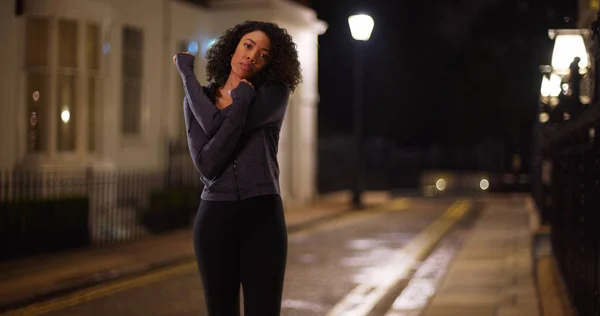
[240,79,254,88]
[173,52,195,64]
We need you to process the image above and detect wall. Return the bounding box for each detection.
[579,0,598,29]
[94,0,166,170]
[0,1,19,169]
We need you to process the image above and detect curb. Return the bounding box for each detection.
[0,205,357,314]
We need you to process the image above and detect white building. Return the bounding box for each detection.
[0,0,327,207]
[579,0,598,29]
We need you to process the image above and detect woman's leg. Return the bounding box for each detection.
[239,194,288,316]
[194,199,241,316]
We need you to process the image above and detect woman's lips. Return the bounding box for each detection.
[240,62,253,72]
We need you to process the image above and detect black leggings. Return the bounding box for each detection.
[193,194,288,316]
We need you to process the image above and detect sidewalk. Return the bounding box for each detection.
[422,196,540,316]
[0,190,391,311]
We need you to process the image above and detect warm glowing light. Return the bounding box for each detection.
[348,14,375,41]
[480,179,489,191]
[540,74,562,97]
[435,179,446,191]
[61,109,70,123]
[539,112,550,123]
[551,34,589,74]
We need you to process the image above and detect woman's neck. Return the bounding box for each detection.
[223,72,242,91]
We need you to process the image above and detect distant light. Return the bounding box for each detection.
[540,74,561,97]
[187,41,199,55]
[348,14,375,41]
[435,179,446,191]
[479,179,489,191]
[539,112,550,123]
[202,38,217,55]
[103,42,110,54]
[551,33,588,74]
[61,108,70,124]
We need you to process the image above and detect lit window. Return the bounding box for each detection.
[24,17,104,155]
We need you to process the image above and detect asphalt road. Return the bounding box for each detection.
[34,197,461,316]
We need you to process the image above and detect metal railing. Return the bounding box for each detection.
[0,160,202,261]
[532,17,600,315]
[536,116,600,315]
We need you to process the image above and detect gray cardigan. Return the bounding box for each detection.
[175,53,290,201]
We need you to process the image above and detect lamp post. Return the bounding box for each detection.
[348,14,374,209]
[534,29,591,224]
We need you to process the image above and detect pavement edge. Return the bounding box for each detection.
[526,199,575,316]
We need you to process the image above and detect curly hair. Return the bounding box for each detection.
[205,21,302,92]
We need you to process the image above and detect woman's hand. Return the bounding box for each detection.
[173,52,194,65]
[239,79,254,89]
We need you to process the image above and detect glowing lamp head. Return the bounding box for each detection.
[348,14,375,41]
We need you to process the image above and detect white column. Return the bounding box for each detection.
[76,20,88,161]
[0,2,18,168]
[278,97,294,206]
[47,17,58,160]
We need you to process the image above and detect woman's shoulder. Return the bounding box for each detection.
[259,81,291,96]
[203,82,218,102]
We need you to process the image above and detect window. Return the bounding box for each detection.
[25,17,50,152]
[87,23,101,152]
[121,27,144,136]
[56,19,78,152]
[24,17,104,156]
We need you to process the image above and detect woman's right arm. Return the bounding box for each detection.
[190,82,256,180]
[175,53,228,137]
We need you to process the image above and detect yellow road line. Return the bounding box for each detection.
[1,261,198,316]
[326,199,471,316]
[1,197,414,316]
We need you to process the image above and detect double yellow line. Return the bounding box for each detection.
[326,199,471,316]
[2,261,198,316]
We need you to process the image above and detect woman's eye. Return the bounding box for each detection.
[244,43,251,49]
[260,53,269,59]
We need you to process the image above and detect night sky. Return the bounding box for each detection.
[310,0,578,151]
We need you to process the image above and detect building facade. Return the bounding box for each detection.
[0,0,327,207]
[579,0,599,28]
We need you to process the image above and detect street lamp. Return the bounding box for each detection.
[348,14,374,209]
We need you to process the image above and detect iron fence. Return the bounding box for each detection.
[536,117,600,315]
[529,12,600,315]
[0,159,202,261]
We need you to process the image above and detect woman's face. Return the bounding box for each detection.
[230,30,271,80]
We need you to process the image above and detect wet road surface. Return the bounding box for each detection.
[26,197,465,316]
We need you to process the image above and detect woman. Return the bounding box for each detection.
[173,20,302,316]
